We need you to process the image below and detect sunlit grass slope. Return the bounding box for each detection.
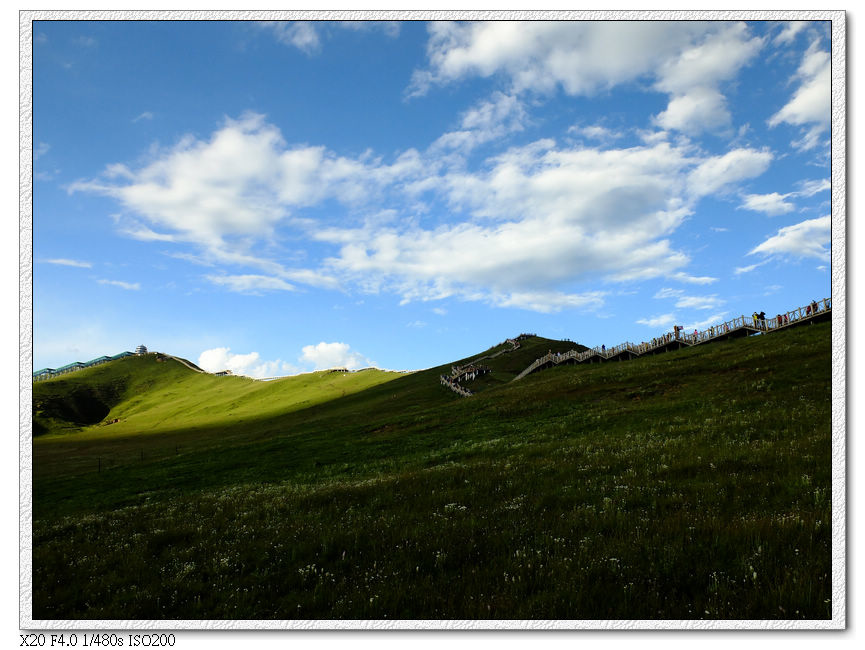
[32,324,832,620]
[34,354,401,440]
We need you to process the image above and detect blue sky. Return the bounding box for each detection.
[31,18,833,376]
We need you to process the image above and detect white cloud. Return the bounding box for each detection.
[44,258,92,268]
[795,178,830,197]
[739,192,795,216]
[409,21,706,97]
[412,22,762,138]
[198,347,298,378]
[749,216,830,261]
[768,40,830,150]
[682,311,731,331]
[653,23,762,96]
[653,23,763,135]
[773,22,808,46]
[263,21,321,55]
[653,287,683,300]
[490,290,606,313]
[98,279,140,290]
[734,260,770,275]
[654,287,723,310]
[674,294,724,310]
[205,274,296,294]
[133,111,154,123]
[431,92,527,153]
[568,124,623,141]
[72,113,769,315]
[654,87,731,135]
[70,113,403,289]
[669,271,717,285]
[35,142,51,160]
[322,139,699,309]
[687,148,773,197]
[637,313,676,328]
[299,342,372,370]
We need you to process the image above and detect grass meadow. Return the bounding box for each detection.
[31,322,832,620]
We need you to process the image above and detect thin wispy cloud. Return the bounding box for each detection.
[98,279,140,290]
[44,258,92,268]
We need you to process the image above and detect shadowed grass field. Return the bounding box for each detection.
[31,323,832,620]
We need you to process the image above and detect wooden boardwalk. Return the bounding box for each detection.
[511,298,831,383]
[440,335,530,397]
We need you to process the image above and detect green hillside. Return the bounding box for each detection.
[31,324,832,620]
[33,353,401,439]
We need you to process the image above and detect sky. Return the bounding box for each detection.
[30,18,834,377]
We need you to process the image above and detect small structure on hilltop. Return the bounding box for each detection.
[135,345,148,355]
[214,370,233,376]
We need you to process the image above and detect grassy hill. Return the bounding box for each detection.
[31,325,832,620]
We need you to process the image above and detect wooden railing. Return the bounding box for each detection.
[440,336,528,397]
[511,297,831,383]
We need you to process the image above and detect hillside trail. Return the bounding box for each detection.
[439,335,529,397]
[442,297,832,397]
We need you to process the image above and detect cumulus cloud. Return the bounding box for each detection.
[299,342,372,370]
[654,87,731,135]
[409,21,705,97]
[69,113,402,290]
[44,258,92,268]
[768,40,830,150]
[72,112,771,315]
[749,216,830,261]
[739,192,795,216]
[411,22,762,137]
[653,23,763,135]
[320,139,703,309]
[198,347,298,378]
[687,148,773,197]
[431,92,527,153]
